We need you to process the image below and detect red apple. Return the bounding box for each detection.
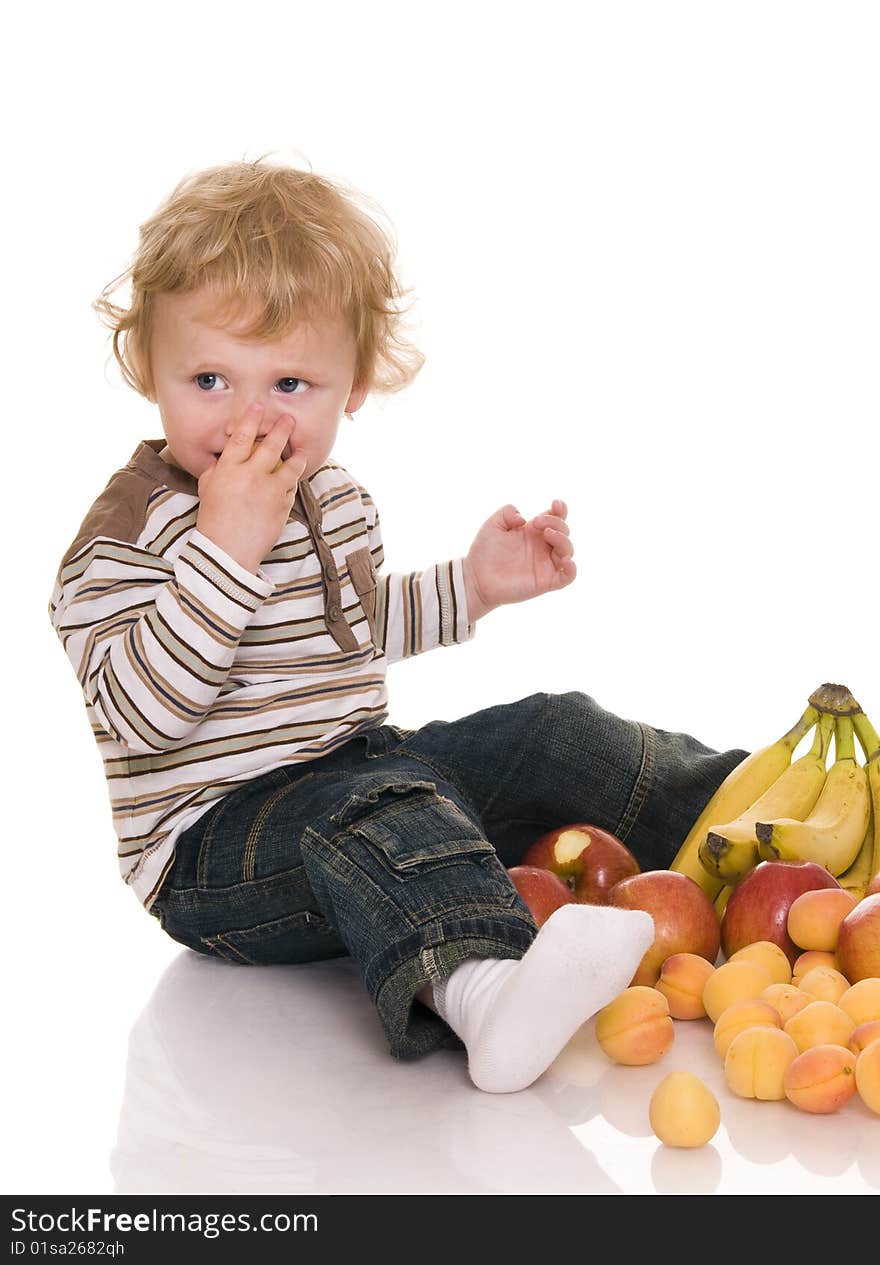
[837,893,880,982]
[607,870,721,986]
[507,865,576,927]
[720,860,840,967]
[521,823,640,904]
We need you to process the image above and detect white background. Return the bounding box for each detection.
[4,0,878,1195]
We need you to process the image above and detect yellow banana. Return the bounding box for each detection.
[668,702,819,898]
[714,884,733,918]
[840,710,880,896]
[838,803,875,899]
[699,711,833,883]
[755,715,870,875]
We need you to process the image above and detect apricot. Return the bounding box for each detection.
[792,949,840,986]
[837,978,880,1027]
[713,999,781,1060]
[787,888,858,952]
[855,1039,880,1114]
[783,999,856,1054]
[759,983,813,1026]
[729,940,792,985]
[837,892,880,983]
[702,960,773,1024]
[595,986,675,1065]
[848,1020,880,1057]
[724,1026,799,1100]
[649,1071,720,1147]
[797,965,851,1006]
[655,953,716,1020]
[783,1044,858,1113]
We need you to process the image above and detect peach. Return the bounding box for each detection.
[783,999,856,1053]
[797,965,851,1006]
[792,949,840,986]
[837,892,880,983]
[729,940,792,985]
[855,1039,880,1114]
[784,1044,858,1113]
[595,986,675,1065]
[849,1020,880,1057]
[724,1026,799,1100]
[702,960,773,1024]
[713,999,781,1061]
[655,953,716,1020]
[837,978,880,1027]
[787,888,858,952]
[649,1071,721,1148]
[759,983,813,1026]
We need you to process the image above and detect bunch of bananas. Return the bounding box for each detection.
[670,683,880,914]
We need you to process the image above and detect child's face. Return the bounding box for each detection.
[149,288,366,479]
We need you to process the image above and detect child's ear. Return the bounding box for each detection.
[345,381,369,416]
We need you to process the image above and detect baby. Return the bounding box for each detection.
[49,158,747,1093]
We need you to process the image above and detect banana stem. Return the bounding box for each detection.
[785,704,820,750]
[808,683,862,715]
[835,715,856,762]
[853,711,880,762]
[810,711,835,762]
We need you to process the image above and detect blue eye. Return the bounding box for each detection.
[194,373,224,391]
[277,377,307,394]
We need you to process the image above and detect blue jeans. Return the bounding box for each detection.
[149,691,748,1060]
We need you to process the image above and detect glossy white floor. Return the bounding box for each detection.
[12,0,880,1204]
[7,899,877,1195]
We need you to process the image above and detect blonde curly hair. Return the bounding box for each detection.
[93,155,425,401]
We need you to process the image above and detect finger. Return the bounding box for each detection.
[253,415,295,469]
[223,402,265,461]
[531,514,570,535]
[554,558,577,584]
[280,446,309,490]
[499,504,526,528]
[532,502,568,526]
[543,527,574,559]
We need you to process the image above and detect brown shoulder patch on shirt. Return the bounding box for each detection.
[58,441,179,571]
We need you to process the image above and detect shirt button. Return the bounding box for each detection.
[327,603,341,621]
[324,562,338,581]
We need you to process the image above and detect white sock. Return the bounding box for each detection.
[431,903,654,1093]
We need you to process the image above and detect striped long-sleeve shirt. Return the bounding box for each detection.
[49,439,474,909]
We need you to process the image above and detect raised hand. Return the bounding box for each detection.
[196,403,308,573]
[462,498,577,622]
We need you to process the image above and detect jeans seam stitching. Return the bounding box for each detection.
[615,721,656,842]
[203,932,250,963]
[387,748,489,826]
[242,780,296,883]
[303,824,411,920]
[388,746,455,786]
[196,806,224,889]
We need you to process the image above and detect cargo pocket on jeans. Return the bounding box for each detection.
[330,780,517,903]
[200,908,347,966]
[346,546,378,643]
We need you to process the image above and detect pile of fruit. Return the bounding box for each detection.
[507,682,880,1147]
[595,916,878,1148]
[671,682,878,907]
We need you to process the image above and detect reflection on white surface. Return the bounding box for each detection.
[111,949,878,1195]
[111,951,618,1194]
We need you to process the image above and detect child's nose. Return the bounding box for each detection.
[224,404,291,437]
